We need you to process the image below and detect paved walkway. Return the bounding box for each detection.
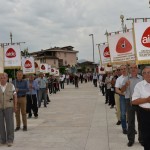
[1,82,143,150]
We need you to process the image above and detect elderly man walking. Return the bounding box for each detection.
[36,73,48,108]
[115,65,127,134]
[121,64,143,147]
[132,66,150,150]
[0,73,17,147]
[12,70,28,131]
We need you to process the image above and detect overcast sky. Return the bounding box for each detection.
[0,0,149,62]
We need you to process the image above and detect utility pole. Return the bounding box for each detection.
[0,32,25,47]
[89,34,95,63]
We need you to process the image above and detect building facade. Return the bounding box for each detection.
[30,46,78,68]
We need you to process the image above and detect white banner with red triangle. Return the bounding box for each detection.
[22,56,35,74]
[50,68,56,75]
[108,31,135,64]
[55,69,60,76]
[99,44,111,65]
[134,22,150,64]
[40,63,49,73]
[4,45,21,68]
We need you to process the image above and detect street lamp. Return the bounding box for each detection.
[10,32,12,44]
[89,34,95,63]
[120,14,124,32]
[96,43,101,65]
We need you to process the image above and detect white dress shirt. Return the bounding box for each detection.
[115,75,126,89]
[0,83,16,94]
[132,80,150,108]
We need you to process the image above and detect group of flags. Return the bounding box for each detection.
[98,21,150,73]
[0,45,59,76]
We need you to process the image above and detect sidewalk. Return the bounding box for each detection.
[1,82,143,150]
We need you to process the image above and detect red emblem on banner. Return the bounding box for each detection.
[41,65,45,70]
[51,68,54,72]
[103,47,110,58]
[141,27,150,47]
[116,37,132,53]
[6,48,16,58]
[34,62,38,68]
[24,60,32,68]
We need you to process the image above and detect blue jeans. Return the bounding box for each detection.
[38,88,47,107]
[120,95,127,130]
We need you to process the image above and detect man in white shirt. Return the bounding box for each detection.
[59,75,64,89]
[121,64,143,147]
[132,66,150,150]
[115,65,127,134]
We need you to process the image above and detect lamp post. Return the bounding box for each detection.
[10,32,12,44]
[120,14,125,32]
[89,34,95,63]
[96,43,102,66]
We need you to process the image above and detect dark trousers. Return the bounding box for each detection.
[109,90,115,106]
[66,79,69,85]
[26,94,38,117]
[0,108,14,143]
[101,84,105,96]
[105,89,111,103]
[93,79,97,87]
[126,99,142,143]
[60,81,64,89]
[138,107,150,150]
[38,88,47,107]
[48,83,53,94]
[75,80,78,88]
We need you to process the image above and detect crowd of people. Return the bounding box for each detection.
[0,66,150,150]
[99,64,150,150]
[0,70,94,147]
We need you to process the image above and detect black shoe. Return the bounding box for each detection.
[127,141,134,147]
[123,129,127,134]
[23,126,27,131]
[44,105,47,107]
[110,106,114,109]
[105,102,108,104]
[116,120,121,125]
[35,116,38,119]
[15,127,20,132]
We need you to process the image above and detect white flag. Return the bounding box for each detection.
[22,57,35,74]
[4,45,21,68]
[108,31,135,64]
[134,22,150,64]
[40,63,48,73]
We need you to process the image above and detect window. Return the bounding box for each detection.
[65,60,67,65]
[40,58,46,63]
[54,59,56,64]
